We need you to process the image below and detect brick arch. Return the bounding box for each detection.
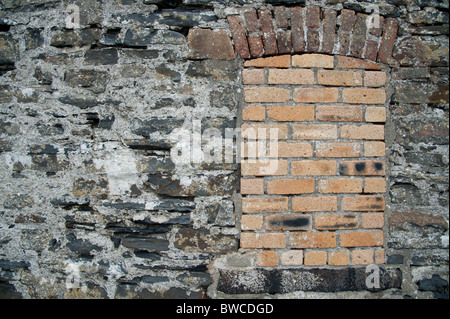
[227,5,399,64]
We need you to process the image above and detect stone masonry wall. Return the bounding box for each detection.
[0,0,449,299]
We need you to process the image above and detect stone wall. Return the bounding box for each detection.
[0,0,448,299]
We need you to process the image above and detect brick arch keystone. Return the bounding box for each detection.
[226,5,399,64]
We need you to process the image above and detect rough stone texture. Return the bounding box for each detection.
[0,0,448,300]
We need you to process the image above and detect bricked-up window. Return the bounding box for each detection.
[240,54,387,267]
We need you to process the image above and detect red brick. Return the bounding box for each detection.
[290,232,337,248]
[339,160,386,176]
[338,33,351,55]
[304,251,328,266]
[341,195,385,211]
[340,9,356,31]
[292,124,338,140]
[336,55,382,70]
[317,70,363,87]
[291,7,306,53]
[378,18,399,64]
[292,54,334,68]
[267,105,314,122]
[361,212,385,229]
[342,88,386,104]
[328,250,350,266]
[268,69,314,85]
[277,30,292,54]
[240,178,264,195]
[248,35,264,57]
[315,213,359,230]
[341,124,385,140]
[267,178,315,195]
[241,214,263,230]
[274,6,290,28]
[322,9,337,53]
[316,105,363,122]
[316,142,362,158]
[227,15,251,59]
[318,178,363,194]
[244,10,260,33]
[292,196,338,212]
[244,87,291,103]
[350,13,368,58]
[305,6,321,28]
[268,142,313,158]
[188,29,235,60]
[294,88,339,103]
[364,39,379,61]
[241,160,288,176]
[292,160,336,176]
[258,9,278,56]
[257,250,279,267]
[242,197,289,213]
[340,230,384,247]
[242,105,265,121]
[242,69,265,85]
[241,123,288,140]
[244,55,291,68]
[241,232,286,249]
[352,249,374,265]
[307,29,320,52]
[266,214,312,231]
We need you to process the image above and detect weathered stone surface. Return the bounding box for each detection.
[393,82,450,104]
[174,228,238,254]
[84,49,118,65]
[417,274,449,299]
[0,35,19,65]
[121,237,170,252]
[186,59,240,82]
[188,29,235,60]
[146,173,237,197]
[66,234,102,256]
[218,268,402,294]
[131,118,184,137]
[64,70,109,94]
[393,36,449,66]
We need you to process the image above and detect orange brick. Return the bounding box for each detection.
[257,250,279,267]
[292,196,338,212]
[328,250,350,266]
[315,213,359,230]
[352,249,374,265]
[240,232,286,249]
[267,105,314,122]
[375,248,386,264]
[267,178,315,195]
[266,214,312,231]
[291,232,337,248]
[242,197,289,213]
[341,195,385,211]
[241,178,264,194]
[241,123,288,140]
[340,230,384,247]
[342,88,386,104]
[336,55,382,70]
[304,250,328,266]
[243,105,265,121]
[292,53,334,68]
[364,71,386,87]
[339,160,385,176]
[242,69,265,85]
[316,105,363,122]
[244,87,290,103]
[294,88,339,103]
[244,55,291,68]
[341,124,385,140]
[241,214,264,230]
[268,142,313,158]
[361,213,385,229]
[281,250,303,266]
[364,177,386,193]
[292,160,336,176]
[364,141,386,157]
[292,124,338,140]
[316,142,361,158]
[365,107,387,123]
[241,159,288,176]
[317,70,363,86]
[318,178,363,193]
[268,69,315,85]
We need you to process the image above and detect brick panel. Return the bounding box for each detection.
[240,54,388,267]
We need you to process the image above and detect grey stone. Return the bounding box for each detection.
[0,35,19,65]
[84,49,119,65]
[131,118,184,137]
[174,228,238,254]
[121,237,170,251]
[66,234,102,256]
[64,70,109,94]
